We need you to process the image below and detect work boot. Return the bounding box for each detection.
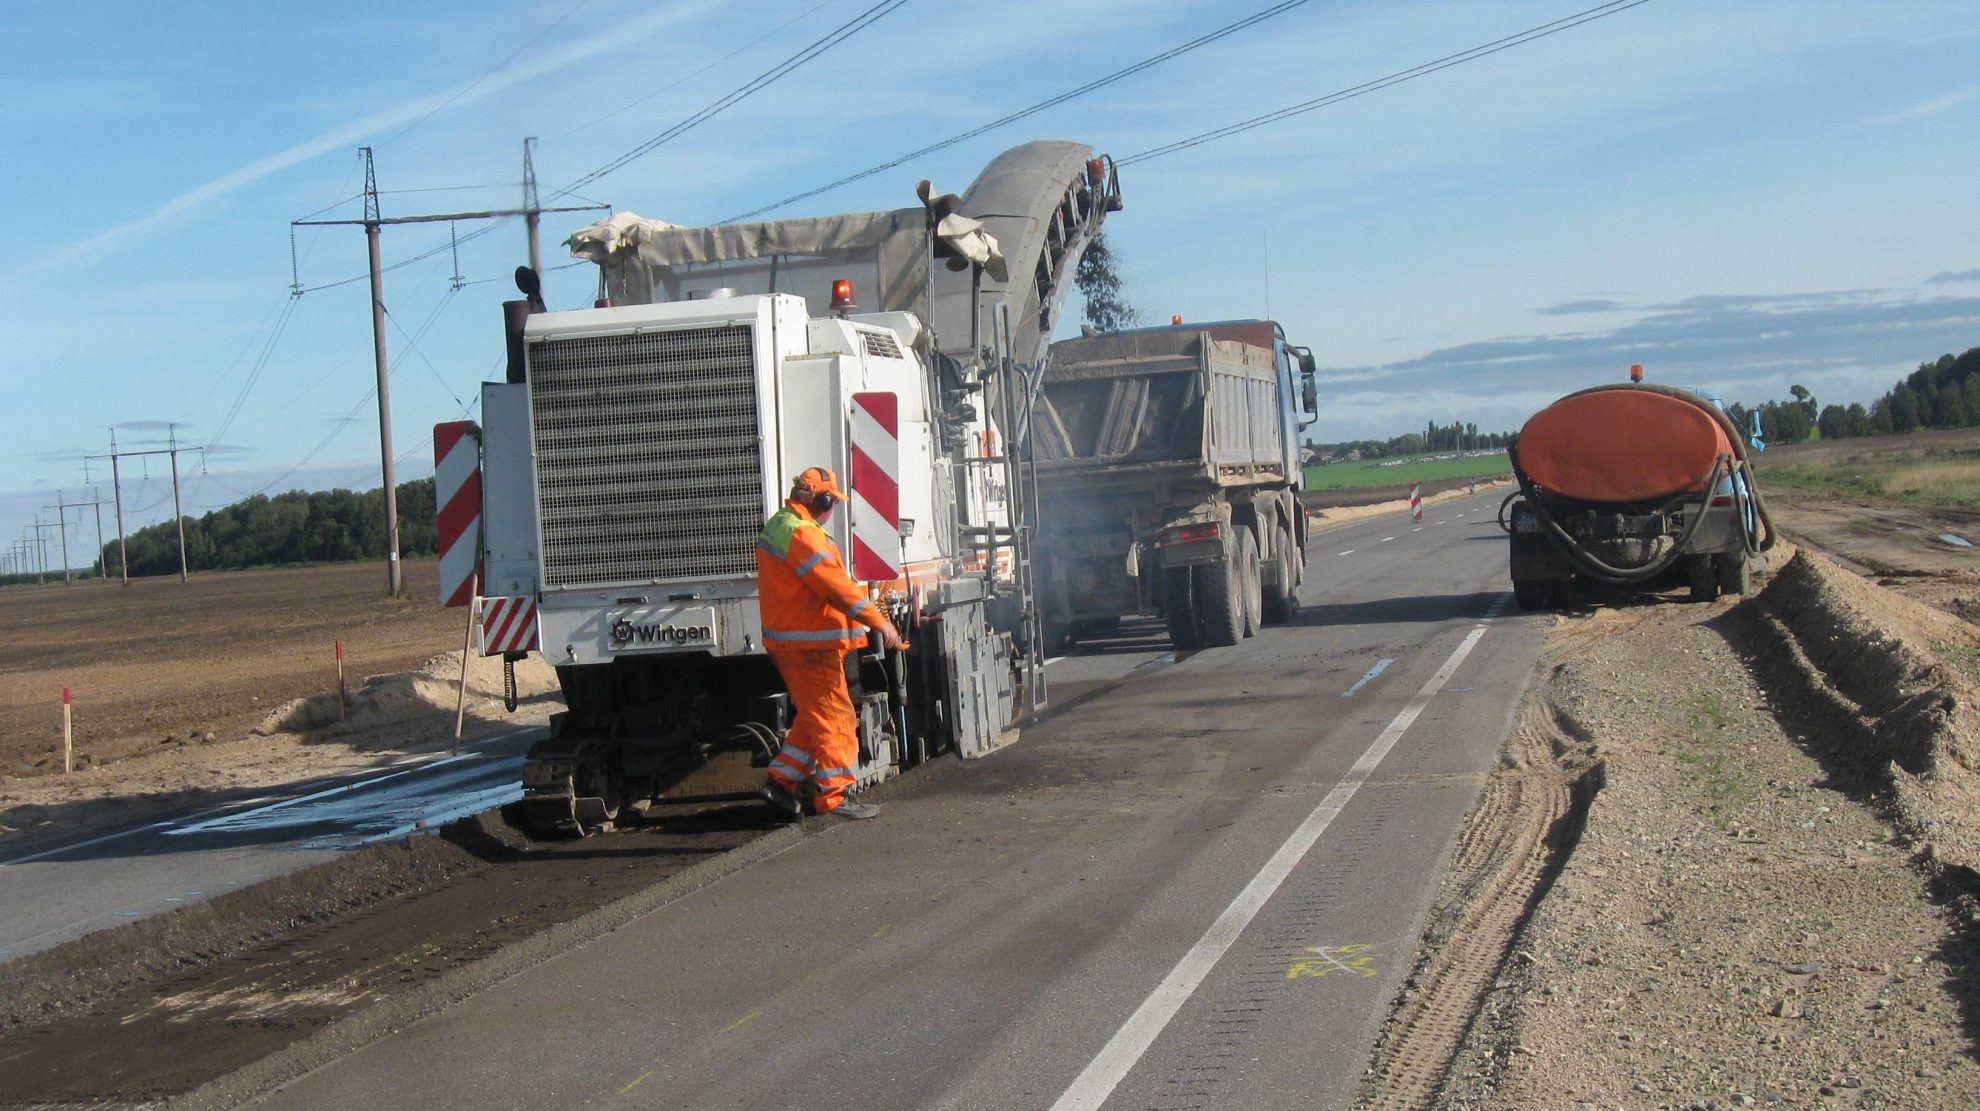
[757,780,802,818]
[822,799,880,820]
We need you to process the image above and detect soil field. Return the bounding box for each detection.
[1303,450,1513,492]
[0,560,468,779]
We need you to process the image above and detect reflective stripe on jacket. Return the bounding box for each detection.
[756,501,878,650]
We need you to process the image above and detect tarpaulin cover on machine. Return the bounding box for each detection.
[1519,387,1734,503]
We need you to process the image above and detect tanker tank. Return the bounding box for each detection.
[1502,367,1775,609]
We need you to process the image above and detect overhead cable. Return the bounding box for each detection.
[1119,0,1652,166]
[722,0,1317,223]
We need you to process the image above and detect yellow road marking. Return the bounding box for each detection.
[721,1010,762,1034]
[618,1070,655,1094]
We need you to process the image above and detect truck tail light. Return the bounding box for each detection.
[831,279,856,310]
[1161,523,1221,546]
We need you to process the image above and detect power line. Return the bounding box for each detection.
[549,0,913,203]
[722,0,1317,223]
[552,0,838,142]
[376,0,594,149]
[1119,0,1653,166]
[293,2,907,296]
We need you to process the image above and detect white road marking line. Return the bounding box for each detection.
[1337,549,1355,556]
[1378,536,1395,543]
[1052,624,1490,1110]
[1044,656,1068,667]
[1411,527,1422,532]
[1340,658,1393,698]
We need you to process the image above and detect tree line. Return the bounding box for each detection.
[1308,422,1512,464]
[99,479,438,578]
[1727,343,1980,446]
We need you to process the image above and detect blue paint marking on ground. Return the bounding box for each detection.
[1341,658,1394,699]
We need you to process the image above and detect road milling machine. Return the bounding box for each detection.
[1504,364,1775,608]
[436,142,1123,835]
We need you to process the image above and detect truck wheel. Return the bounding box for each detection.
[1237,527,1263,637]
[1196,540,1246,648]
[1687,554,1721,603]
[1262,524,1297,623]
[1715,552,1751,597]
[1513,579,1548,610]
[1163,567,1203,650]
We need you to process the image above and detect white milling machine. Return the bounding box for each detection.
[447,142,1123,835]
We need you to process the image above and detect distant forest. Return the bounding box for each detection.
[1309,420,1513,463]
[100,479,437,578]
[1728,343,1980,446]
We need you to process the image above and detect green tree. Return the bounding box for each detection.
[1891,385,1920,432]
[1938,382,1967,428]
[1816,404,1850,441]
[1074,232,1140,333]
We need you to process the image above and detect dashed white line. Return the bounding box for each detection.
[1378,536,1396,543]
[1337,549,1355,556]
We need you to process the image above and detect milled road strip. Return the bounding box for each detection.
[1051,624,1491,1111]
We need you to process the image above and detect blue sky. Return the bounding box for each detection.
[3,0,1978,569]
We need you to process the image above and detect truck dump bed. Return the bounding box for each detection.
[1034,329,1287,488]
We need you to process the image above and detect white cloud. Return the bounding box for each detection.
[1,0,721,286]
[1869,87,1980,126]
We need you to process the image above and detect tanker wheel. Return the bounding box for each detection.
[1197,539,1245,648]
[1163,567,1203,650]
[1512,579,1548,610]
[1687,555,1722,603]
[1716,552,1751,597]
[1236,527,1264,638]
[1262,523,1298,624]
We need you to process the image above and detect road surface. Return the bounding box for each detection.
[250,491,1545,1110]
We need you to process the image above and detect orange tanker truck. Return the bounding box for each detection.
[1504,365,1776,609]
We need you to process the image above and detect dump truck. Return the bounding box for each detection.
[437,141,1122,835]
[1029,321,1319,649]
[1505,366,1774,608]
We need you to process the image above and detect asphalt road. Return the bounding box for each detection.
[252,491,1546,1111]
[0,726,543,961]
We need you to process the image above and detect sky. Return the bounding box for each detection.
[3,0,1978,571]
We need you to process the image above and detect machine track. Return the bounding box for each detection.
[1356,697,1603,1111]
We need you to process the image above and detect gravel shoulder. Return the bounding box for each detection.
[1363,544,1980,1108]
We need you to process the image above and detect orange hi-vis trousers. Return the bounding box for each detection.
[765,646,859,813]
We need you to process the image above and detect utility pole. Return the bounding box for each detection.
[524,137,544,277]
[91,427,201,585]
[168,425,188,580]
[27,518,60,585]
[44,492,72,583]
[291,143,604,597]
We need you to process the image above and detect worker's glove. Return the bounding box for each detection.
[876,620,904,651]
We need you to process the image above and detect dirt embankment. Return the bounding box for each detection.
[1363,549,1980,1108]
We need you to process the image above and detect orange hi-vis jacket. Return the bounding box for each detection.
[755,500,880,650]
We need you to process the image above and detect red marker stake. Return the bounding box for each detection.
[337,640,348,720]
[61,687,73,775]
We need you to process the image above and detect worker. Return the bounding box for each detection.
[755,466,902,820]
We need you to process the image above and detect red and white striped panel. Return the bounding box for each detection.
[434,421,482,608]
[848,391,901,581]
[479,596,539,656]
[1409,482,1423,522]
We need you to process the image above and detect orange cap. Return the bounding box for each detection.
[792,466,847,500]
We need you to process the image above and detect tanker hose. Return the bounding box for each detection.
[1509,443,1726,587]
[1497,489,1522,534]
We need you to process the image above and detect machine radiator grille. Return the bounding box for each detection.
[529,324,763,589]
